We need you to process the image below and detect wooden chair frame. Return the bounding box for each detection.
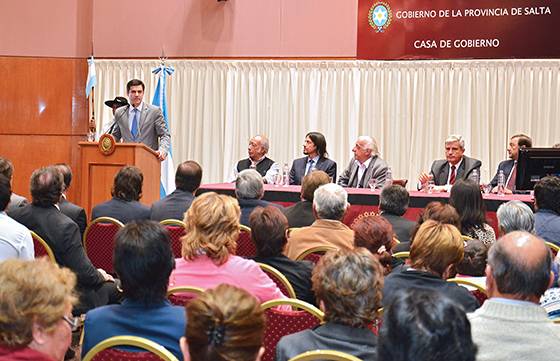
[30,231,56,263]
[258,263,297,299]
[295,245,338,261]
[288,350,363,361]
[82,335,179,361]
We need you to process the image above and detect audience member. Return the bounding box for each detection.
[285,183,353,259]
[104,96,129,115]
[0,174,33,261]
[456,239,488,278]
[418,135,482,191]
[338,135,389,188]
[91,165,150,224]
[181,284,265,361]
[9,166,119,314]
[283,170,329,228]
[235,169,282,226]
[490,134,532,193]
[0,156,28,212]
[251,206,315,305]
[496,200,535,235]
[352,214,394,275]
[450,179,496,246]
[82,221,185,359]
[151,160,202,221]
[54,163,87,236]
[378,288,477,361]
[383,220,478,312]
[533,176,560,246]
[289,131,337,185]
[169,192,285,303]
[0,258,77,361]
[379,184,414,243]
[468,231,560,361]
[233,135,279,185]
[276,248,382,361]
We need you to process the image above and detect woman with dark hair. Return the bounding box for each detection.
[352,214,394,274]
[450,179,496,246]
[378,288,477,361]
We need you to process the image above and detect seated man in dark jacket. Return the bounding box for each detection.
[235,169,282,226]
[283,170,330,228]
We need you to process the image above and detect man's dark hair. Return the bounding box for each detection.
[456,239,488,277]
[0,157,14,180]
[488,233,551,300]
[449,179,487,234]
[512,133,532,148]
[30,166,63,207]
[113,220,175,304]
[306,131,328,158]
[126,79,145,92]
[111,166,143,202]
[54,163,72,190]
[175,161,202,193]
[534,176,560,214]
[378,288,477,361]
[249,206,288,258]
[379,185,410,216]
[0,174,12,211]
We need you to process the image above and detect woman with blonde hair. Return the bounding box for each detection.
[0,258,78,361]
[181,284,265,361]
[169,192,285,302]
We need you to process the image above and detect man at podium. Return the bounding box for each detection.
[110,79,170,161]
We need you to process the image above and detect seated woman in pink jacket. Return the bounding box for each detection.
[169,192,286,303]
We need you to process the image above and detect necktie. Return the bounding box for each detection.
[131,108,139,140]
[449,165,456,185]
[506,162,517,190]
[305,159,315,176]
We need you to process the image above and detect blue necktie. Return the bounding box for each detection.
[305,159,315,175]
[131,108,139,140]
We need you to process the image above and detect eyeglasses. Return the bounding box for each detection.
[62,315,80,332]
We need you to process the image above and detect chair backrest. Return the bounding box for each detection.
[261,298,324,361]
[258,263,297,299]
[447,278,488,305]
[83,217,124,274]
[82,335,179,361]
[236,224,256,258]
[461,235,475,242]
[367,307,384,336]
[392,179,408,188]
[30,231,56,263]
[545,241,560,257]
[392,251,410,261]
[288,350,363,361]
[167,285,205,306]
[160,219,186,258]
[295,245,338,264]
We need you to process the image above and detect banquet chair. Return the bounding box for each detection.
[447,277,488,305]
[30,231,56,263]
[392,251,410,261]
[288,350,363,361]
[258,262,297,299]
[83,217,124,274]
[82,335,178,361]
[167,285,205,306]
[545,241,560,257]
[159,219,186,258]
[295,245,338,264]
[391,179,408,188]
[236,224,256,258]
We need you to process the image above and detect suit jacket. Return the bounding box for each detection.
[430,155,482,186]
[92,198,150,224]
[6,192,28,213]
[276,322,377,361]
[490,159,515,187]
[59,197,87,237]
[111,103,170,153]
[289,156,337,185]
[338,156,389,188]
[283,200,315,228]
[150,189,195,222]
[285,219,354,259]
[238,198,283,227]
[82,299,186,361]
[380,212,415,243]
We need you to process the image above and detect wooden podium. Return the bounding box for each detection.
[78,141,161,218]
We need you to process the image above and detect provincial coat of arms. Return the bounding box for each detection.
[368,1,392,33]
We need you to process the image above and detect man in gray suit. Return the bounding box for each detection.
[419,134,482,192]
[111,79,170,161]
[338,136,389,189]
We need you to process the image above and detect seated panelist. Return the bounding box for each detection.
[338,135,389,188]
[489,133,532,194]
[232,135,279,184]
[289,131,337,185]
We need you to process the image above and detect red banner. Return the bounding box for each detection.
[357,0,559,60]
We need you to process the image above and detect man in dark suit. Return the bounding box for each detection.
[419,135,482,192]
[289,131,337,185]
[55,163,87,237]
[489,134,532,194]
[283,170,330,228]
[0,157,28,213]
[338,135,389,188]
[379,184,415,243]
[8,166,119,314]
[92,166,150,224]
[233,135,279,184]
[110,79,170,161]
[151,160,202,221]
[235,169,282,226]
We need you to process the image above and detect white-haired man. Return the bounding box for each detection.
[338,136,390,189]
[232,135,279,184]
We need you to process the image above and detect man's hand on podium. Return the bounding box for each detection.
[156,150,167,161]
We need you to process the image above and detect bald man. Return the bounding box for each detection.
[232,135,279,184]
[468,231,560,361]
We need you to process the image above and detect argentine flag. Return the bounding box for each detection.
[85,56,96,98]
[152,64,175,197]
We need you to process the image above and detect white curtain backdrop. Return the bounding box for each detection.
[93,59,560,186]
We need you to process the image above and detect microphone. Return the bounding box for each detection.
[106,121,117,136]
